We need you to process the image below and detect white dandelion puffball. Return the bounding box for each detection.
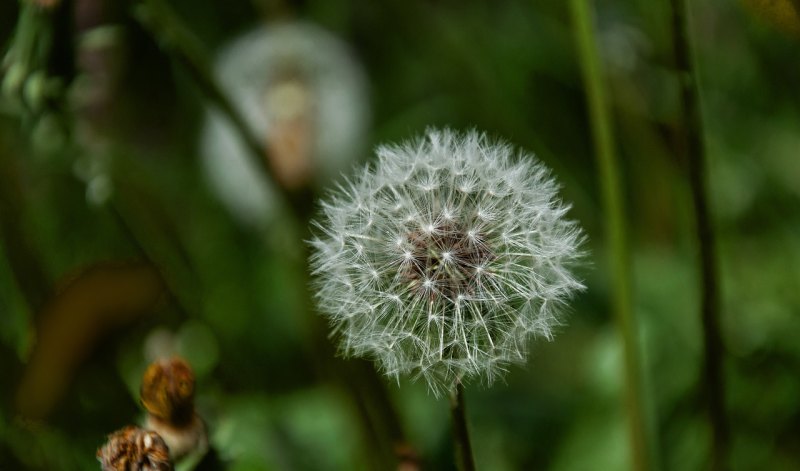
[310,129,585,395]
[201,22,369,227]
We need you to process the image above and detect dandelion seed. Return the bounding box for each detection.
[310,128,584,395]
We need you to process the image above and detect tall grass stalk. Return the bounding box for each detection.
[569,1,650,469]
[669,1,729,469]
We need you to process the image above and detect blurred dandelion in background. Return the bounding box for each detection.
[310,128,585,395]
[201,21,370,228]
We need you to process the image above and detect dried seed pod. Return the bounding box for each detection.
[140,357,195,426]
[140,357,208,461]
[97,426,173,471]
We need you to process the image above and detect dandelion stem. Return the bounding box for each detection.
[569,1,650,469]
[132,0,311,218]
[450,381,476,471]
[668,1,729,469]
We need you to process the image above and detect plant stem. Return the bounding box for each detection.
[132,0,310,219]
[568,1,650,470]
[669,1,728,469]
[449,381,476,471]
[107,200,200,319]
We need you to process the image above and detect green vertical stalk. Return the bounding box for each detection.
[450,381,476,471]
[569,1,650,470]
[669,1,729,470]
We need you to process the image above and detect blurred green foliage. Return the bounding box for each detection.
[1,0,799,470]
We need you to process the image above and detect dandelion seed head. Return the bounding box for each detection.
[310,128,585,395]
[201,22,369,228]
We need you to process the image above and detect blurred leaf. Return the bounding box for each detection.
[0,242,33,358]
[742,0,800,37]
[15,261,165,418]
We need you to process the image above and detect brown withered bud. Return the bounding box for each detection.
[140,357,195,427]
[96,426,173,471]
[140,357,208,460]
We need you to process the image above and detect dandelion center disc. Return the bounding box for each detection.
[400,223,495,301]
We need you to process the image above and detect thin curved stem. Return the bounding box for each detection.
[569,1,650,469]
[450,381,476,471]
[669,1,729,469]
[132,0,311,219]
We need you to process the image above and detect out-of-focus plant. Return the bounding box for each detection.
[132,2,411,467]
[669,0,730,468]
[741,0,800,37]
[201,22,370,229]
[15,262,165,419]
[569,1,651,468]
[1,0,71,154]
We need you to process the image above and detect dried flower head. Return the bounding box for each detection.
[97,426,173,471]
[140,357,195,425]
[140,357,207,461]
[310,129,584,395]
